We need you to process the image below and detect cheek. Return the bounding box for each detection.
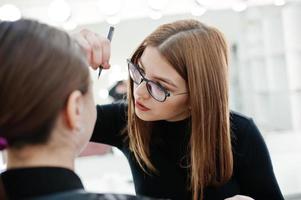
[168,95,188,107]
[160,98,189,114]
[150,101,173,116]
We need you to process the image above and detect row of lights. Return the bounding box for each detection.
[0,0,288,101]
[0,0,288,26]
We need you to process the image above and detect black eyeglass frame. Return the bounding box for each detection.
[127,59,188,102]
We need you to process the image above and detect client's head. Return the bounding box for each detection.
[0,19,96,168]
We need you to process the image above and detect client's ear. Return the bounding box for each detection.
[64,90,84,131]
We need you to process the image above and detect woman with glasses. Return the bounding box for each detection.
[74,19,284,200]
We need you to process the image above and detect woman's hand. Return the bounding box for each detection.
[72,29,111,70]
[225,195,254,200]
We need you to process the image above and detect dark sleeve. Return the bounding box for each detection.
[236,119,284,200]
[90,102,127,149]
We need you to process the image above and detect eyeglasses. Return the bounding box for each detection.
[127,59,188,102]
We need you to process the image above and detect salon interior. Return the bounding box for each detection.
[0,0,300,199]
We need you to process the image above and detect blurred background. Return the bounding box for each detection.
[0,0,300,199]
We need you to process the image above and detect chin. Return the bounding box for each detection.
[135,109,158,121]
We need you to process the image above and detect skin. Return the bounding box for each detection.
[134,46,190,122]
[7,83,96,170]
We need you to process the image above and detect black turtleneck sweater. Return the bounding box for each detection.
[0,167,158,200]
[91,102,284,200]
[1,167,84,199]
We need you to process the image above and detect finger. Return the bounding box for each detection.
[83,31,102,69]
[100,38,111,69]
[72,33,93,66]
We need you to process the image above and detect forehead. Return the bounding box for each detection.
[140,46,182,80]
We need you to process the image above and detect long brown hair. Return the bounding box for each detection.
[127,19,233,200]
[0,19,89,148]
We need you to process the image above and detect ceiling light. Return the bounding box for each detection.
[0,4,21,21]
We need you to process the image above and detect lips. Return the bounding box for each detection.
[135,101,150,111]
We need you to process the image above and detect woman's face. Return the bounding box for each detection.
[133,46,190,122]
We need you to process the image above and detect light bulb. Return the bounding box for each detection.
[0,4,21,21]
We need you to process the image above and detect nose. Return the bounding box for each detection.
[134,81,150,100]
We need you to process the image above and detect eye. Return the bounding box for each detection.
[156,81,164,88]
[151,80,166,89]
[156,81,170,91]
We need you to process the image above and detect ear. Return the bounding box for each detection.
[64,90,84,131]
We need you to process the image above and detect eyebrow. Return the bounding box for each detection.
[138,60,178,88]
